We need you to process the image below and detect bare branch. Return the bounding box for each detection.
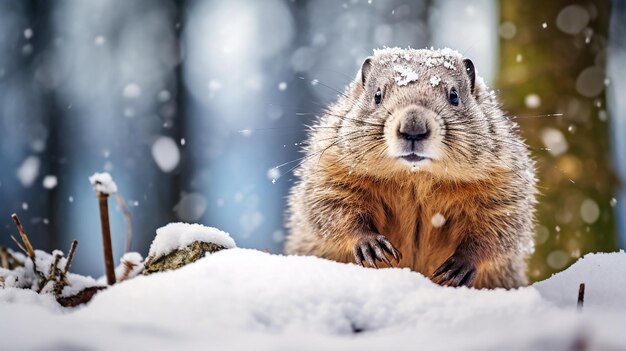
[10,235,28,256]
[64,240,78,275]
[37,253,62,293]
[11,214,35,258]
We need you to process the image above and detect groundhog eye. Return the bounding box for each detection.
[449,87,459,106]
[374,88,382,104]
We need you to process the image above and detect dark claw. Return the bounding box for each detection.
[451,266,476,287]
[431,254,476,287]
[459,269,477,286]
[377,236,401,263]
[367,240,390,266]
[432,257,454,278]
[440,265,461,283]
[353,245,365,267]
[352,234,401,268]
[361,245,377,268]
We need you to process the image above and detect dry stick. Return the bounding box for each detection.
[115,193,133,253]
[577,283,585,311]
[10,235,28,255]
[97,192,116,285]
[55,241,78,296]
[0,247,10,269]
[38,253,62,293]
[11,214,35,258]
[64,240,78,275]
[10,215,47,287]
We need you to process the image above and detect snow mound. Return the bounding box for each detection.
[88,172,118,194]
[534,251,626,309]
[1,250,625,350]
[148,222,236,258]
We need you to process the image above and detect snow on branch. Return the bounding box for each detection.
[89,172,118,194]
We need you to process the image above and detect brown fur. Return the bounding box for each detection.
[285,48,536,289]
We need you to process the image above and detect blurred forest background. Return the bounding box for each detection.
[0,0,624,281]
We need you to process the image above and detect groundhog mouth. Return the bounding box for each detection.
[398,153,429,163]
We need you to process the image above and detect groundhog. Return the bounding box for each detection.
[284,47,536,289]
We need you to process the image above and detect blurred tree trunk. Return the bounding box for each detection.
[497,1,618,282]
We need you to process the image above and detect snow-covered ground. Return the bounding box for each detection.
[1,249,625,351]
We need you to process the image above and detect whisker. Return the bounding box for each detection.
[274,132,384,181]
[506,113,564,120]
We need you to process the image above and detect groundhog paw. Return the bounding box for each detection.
[352,234,401,268]
[431,255,477,287]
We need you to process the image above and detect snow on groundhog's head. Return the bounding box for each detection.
[336,47,512,181]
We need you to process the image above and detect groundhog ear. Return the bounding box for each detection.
[360,57,373,86]
[463,58,476,94]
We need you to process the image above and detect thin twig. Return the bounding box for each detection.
[54,240,79,296]
[38,253,62,293]
[64,240,78,275]
[10,235,28,255]
[10,215,43,282]
[11,214,35,258]
[115,193,133,253]
[577,283,585,311]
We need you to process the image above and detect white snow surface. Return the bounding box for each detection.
[1,250,625,350]
[148,222,236,258]
[88,172,118,194]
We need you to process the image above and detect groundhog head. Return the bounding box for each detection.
[337,48,509,182]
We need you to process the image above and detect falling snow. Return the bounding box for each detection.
[16,156,40,187]
[524,94,541,109]
[94,35,106,46]
[431,213,446,227]
[151,136,180,173]
[541,127,568,156]
[42,175,58,189]
[173,192,208,222]
[580,198,600,224]
[122,83,142,99]
[267,167,281,182]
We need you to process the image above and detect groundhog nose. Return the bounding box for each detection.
[398,117,430,142]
